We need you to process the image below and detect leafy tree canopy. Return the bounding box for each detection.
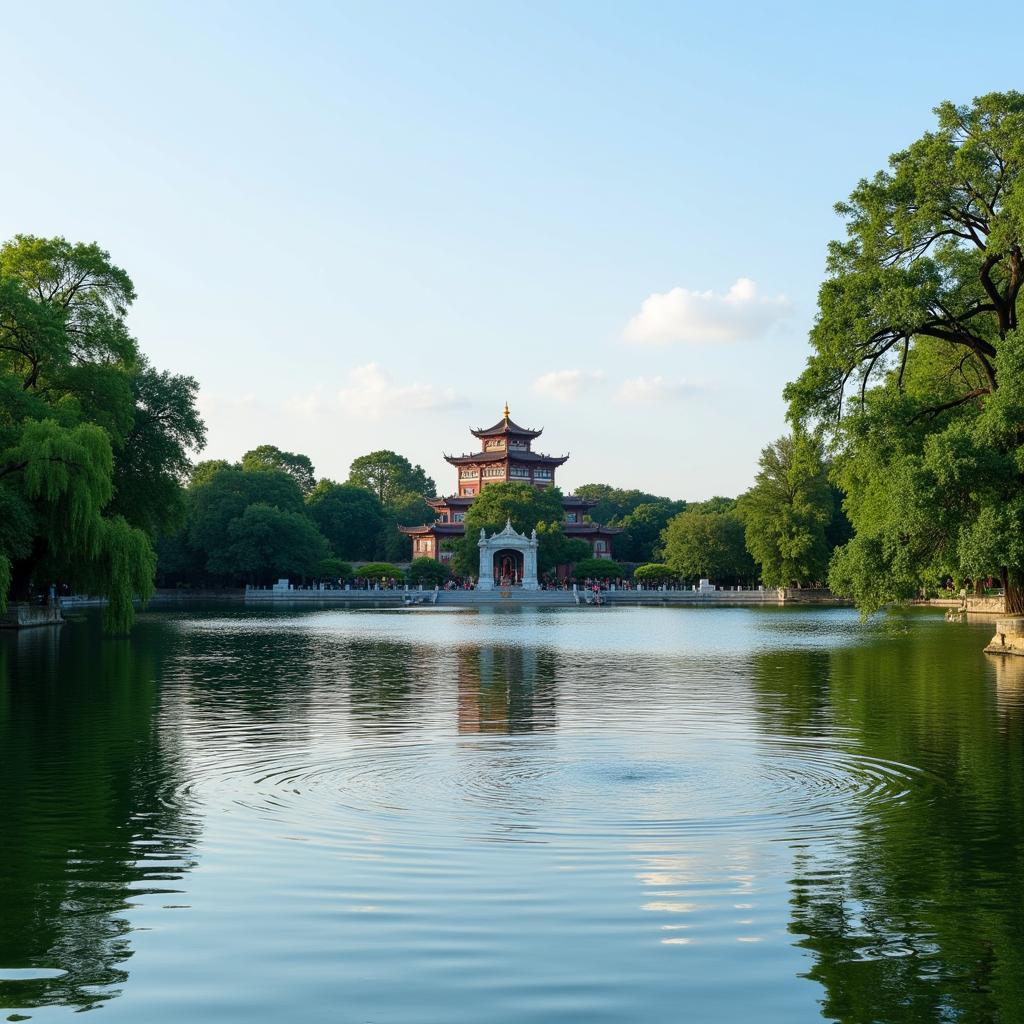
[661,507,755,584]
[785,91,1024,612]
[0,235,204,630]
[241,445,316,495]
[574,483,679,524]
[348,450,436,507]
[738,432,837,588]
[354,562,403,581]
[306,481,388,562]
[408,557,450,586]
[633,563,677,584]
[573,557,623,579]
[616,501,685,562]
[212,503,329,584]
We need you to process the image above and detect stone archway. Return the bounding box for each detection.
[477,520,539,591]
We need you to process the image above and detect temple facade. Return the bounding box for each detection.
[400,405,621,568]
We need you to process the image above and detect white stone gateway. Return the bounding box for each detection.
[477,519,539,591]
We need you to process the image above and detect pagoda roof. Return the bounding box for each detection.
[427,494,475,508]
[565,523,624,536]
[471,404,543,440]
[444,450,569,467]
[398,523,466,536]
[429,493,594,509]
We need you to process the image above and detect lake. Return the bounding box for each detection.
[2,604,1022,1022]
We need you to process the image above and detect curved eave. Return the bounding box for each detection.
[470,419,543,440]
[399,523,466,536]
[444,451,569,467]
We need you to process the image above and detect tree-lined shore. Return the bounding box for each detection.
[4,91,1023,629]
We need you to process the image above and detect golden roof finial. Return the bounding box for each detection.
[503,401,510,420]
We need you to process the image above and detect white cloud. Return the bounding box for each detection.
[532,369,606,402]
[615,376,694,404]
[336,363,464,417]
[623,277,791,344]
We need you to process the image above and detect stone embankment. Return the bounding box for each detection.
[242,584,850,608]
[910,596,1006,614]
[985,618,1024,657]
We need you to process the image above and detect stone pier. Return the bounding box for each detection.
[984,617,1024,656]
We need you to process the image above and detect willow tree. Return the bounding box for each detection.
[0,236,203,631]
[786,92,1024,613]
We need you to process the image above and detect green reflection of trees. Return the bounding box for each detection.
[752,618,1024,1022]
[0,620,199,1013]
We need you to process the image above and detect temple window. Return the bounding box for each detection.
[460,468,477,479]
[509,466,530,478]
[485,439,505,450]
[482,466,504,478]
[454,513,465,522]
[566,512,577,523]
[535,468,552,479]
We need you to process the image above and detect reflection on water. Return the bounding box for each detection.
[1,604,1021,1022]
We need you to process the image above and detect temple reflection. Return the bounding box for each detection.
[456,645,557,734]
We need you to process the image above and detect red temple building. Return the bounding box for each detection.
[401,405,621,568]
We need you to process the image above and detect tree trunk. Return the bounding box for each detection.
[1002,568,1024,615]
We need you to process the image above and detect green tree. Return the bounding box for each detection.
[633,563,677,585]
[306,481,388,561]
[0,235,203,631]
[354,562,403,581]
[408,557,450,586]
[212,503,329,584]
[348,450,436,506]
[786,92,1024,613]
[317,556,352,580]
[535,521,591,575]
[187,466,305,576]
[241,445,316,495]
[661,507,755,583]
[572,557,623,579]
[617,501,684,562]
[738,432,835,587]
[109,359,205,537]
[573,483,676,524]
[450,482,572,576]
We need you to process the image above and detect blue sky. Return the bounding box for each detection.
[4,2,1022,499]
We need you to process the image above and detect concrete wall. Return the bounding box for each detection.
[0,603,63,629]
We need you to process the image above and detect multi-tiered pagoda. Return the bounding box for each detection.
[401,405,620,567]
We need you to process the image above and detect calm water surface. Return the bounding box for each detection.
[2,604,1022,1022]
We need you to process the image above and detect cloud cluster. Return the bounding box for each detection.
[532,369,606,402]
[623,277,791,345]
[336,363,463,417]
[530,368,694,406]
[614,375,693,404]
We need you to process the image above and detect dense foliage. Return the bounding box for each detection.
[739,433,848,588]
[572,557,623,579]
[633,563,677,584]
[347,449,435,559]
[408,557,451,586]
[0,235,204,630]
[786,92,1024,612]
[307,481,388,561]
[574,483,685,562]
[660,499,756,584]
